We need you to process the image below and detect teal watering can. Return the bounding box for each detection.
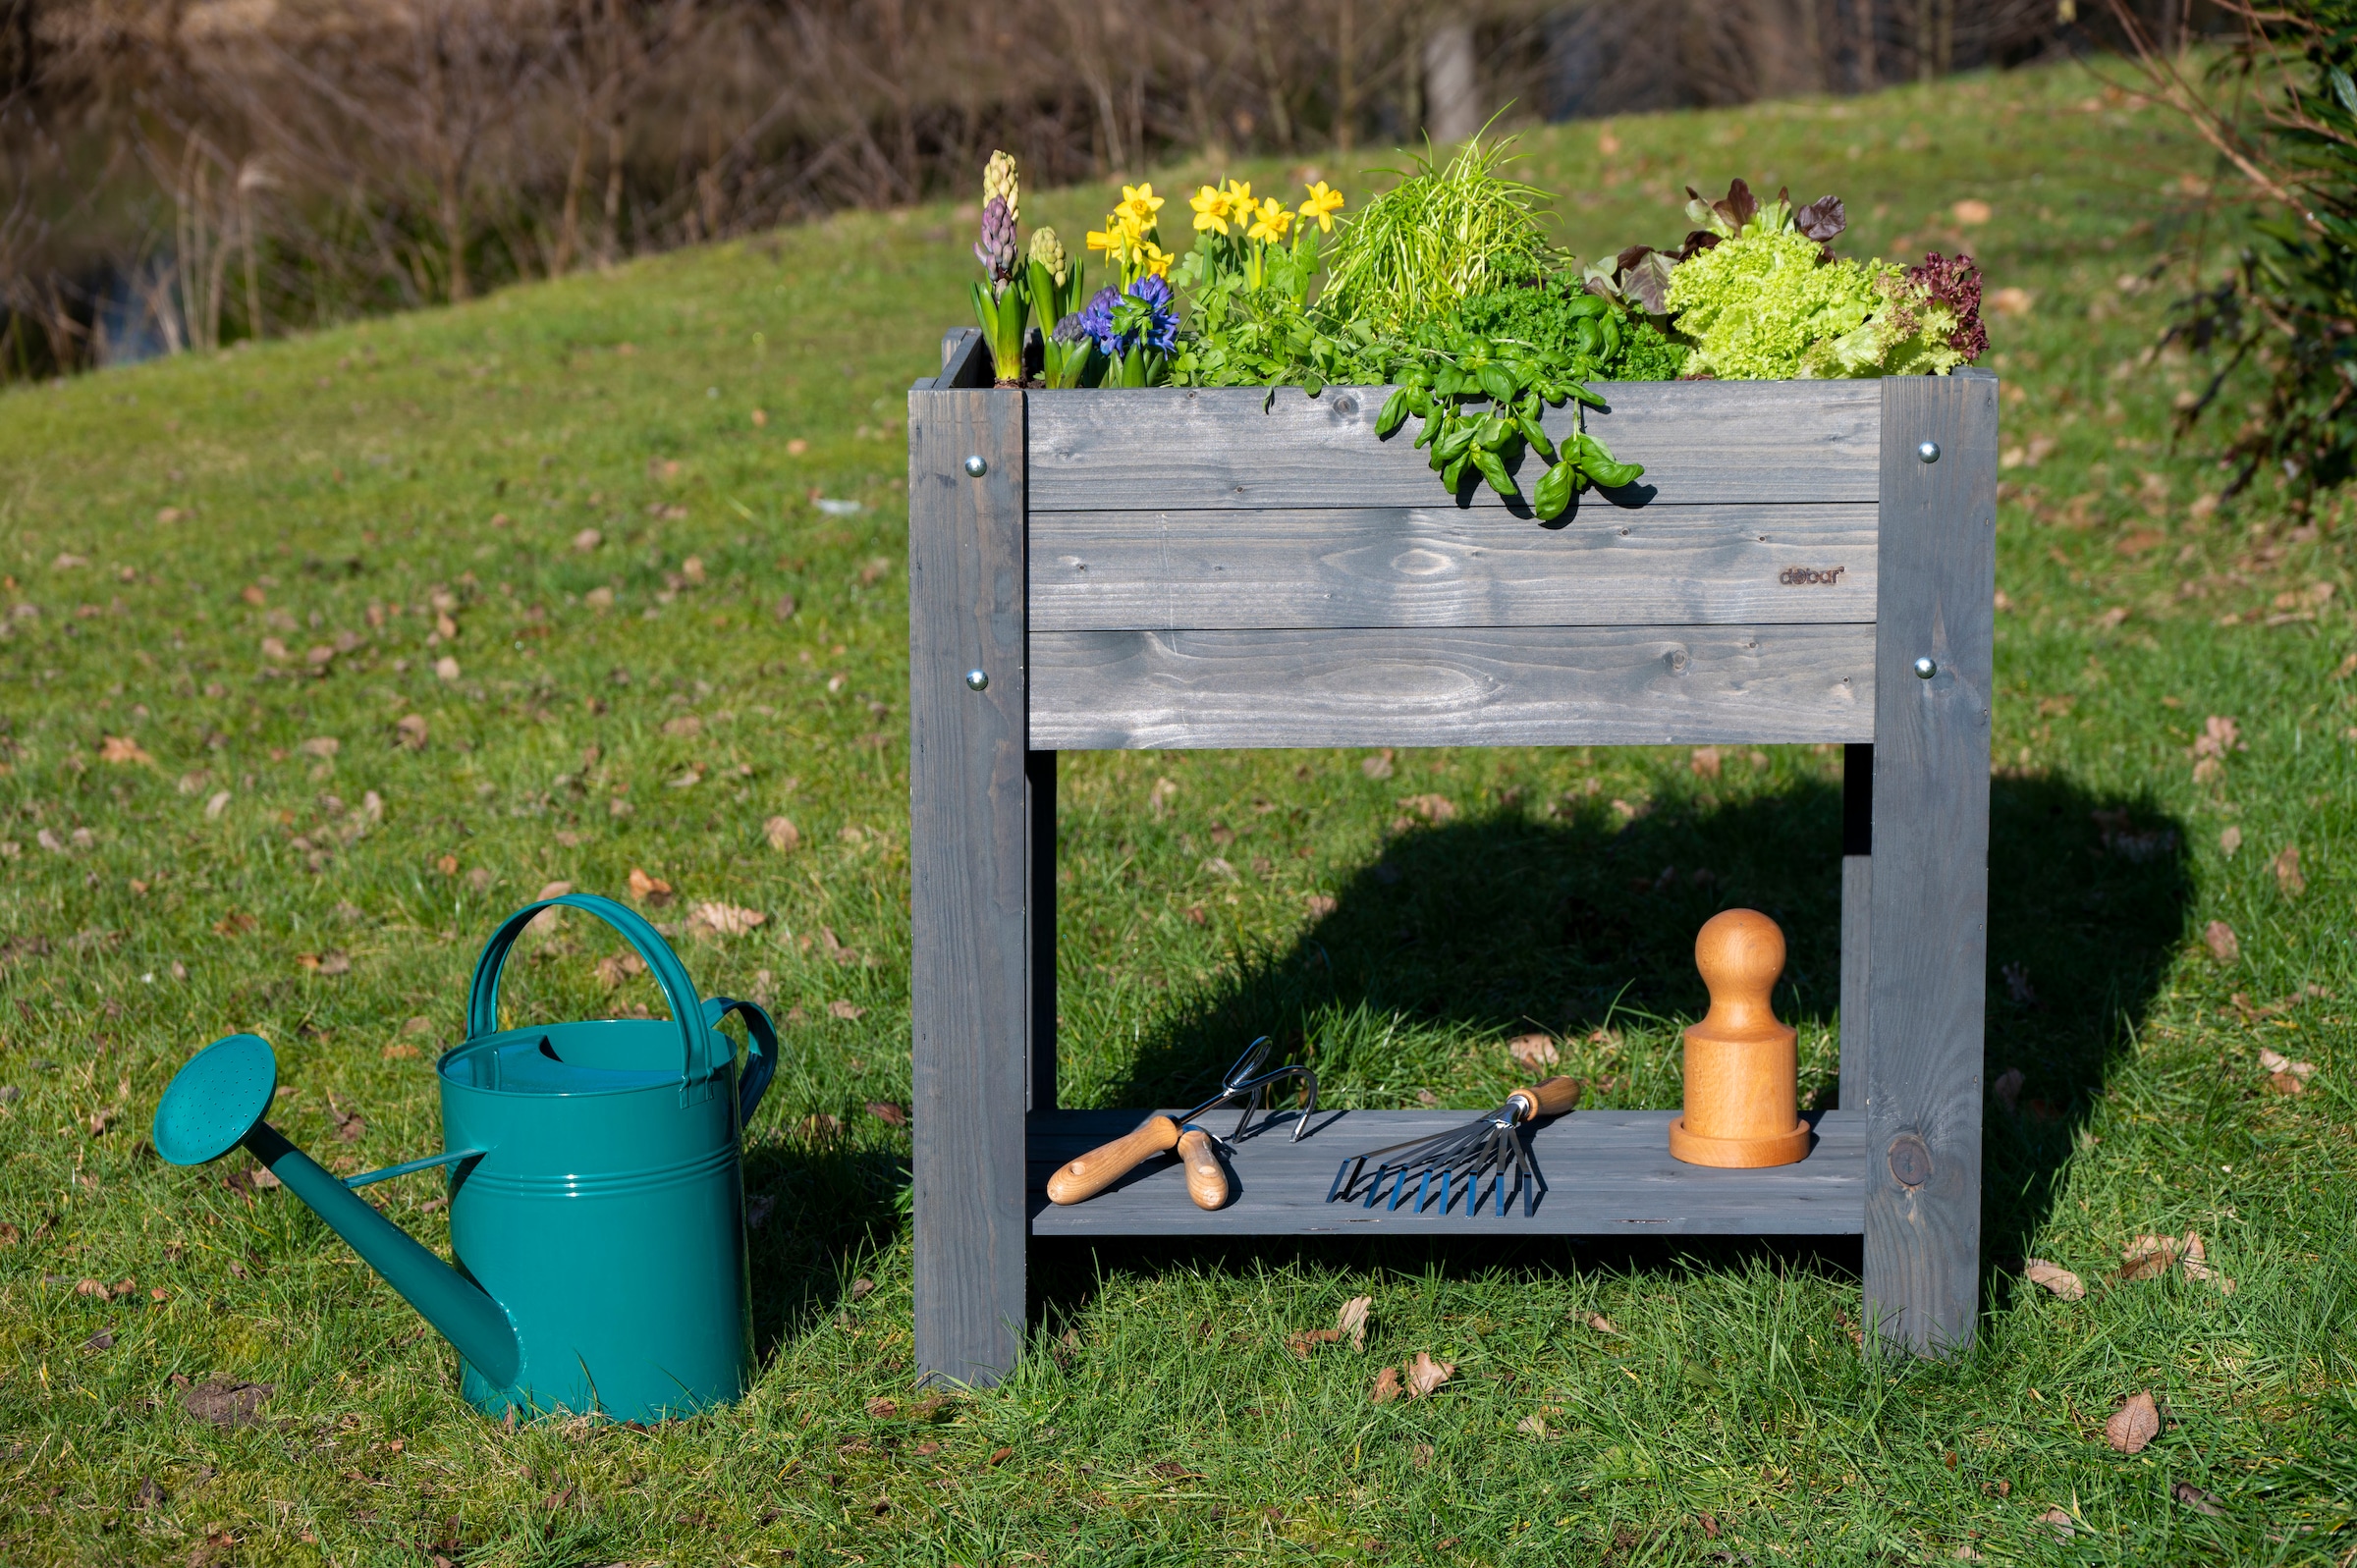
[151,894,778,1423]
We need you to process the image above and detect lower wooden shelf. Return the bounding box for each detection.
[1027,1108,1866,1236]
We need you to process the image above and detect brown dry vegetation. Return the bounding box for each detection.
[6,0,2077,377]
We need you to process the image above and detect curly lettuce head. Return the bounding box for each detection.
[1666,231,1897,380]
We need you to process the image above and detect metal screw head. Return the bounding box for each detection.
[1913,656,1938,680]
[1916,440,1942,463]
[963,455,988,477]
[963,669,989,691]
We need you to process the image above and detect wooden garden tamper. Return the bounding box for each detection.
[1667,908,1812,1167]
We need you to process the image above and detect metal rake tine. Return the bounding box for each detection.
[1328,1155,1363,1204]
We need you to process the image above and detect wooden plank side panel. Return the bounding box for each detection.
[1862,373,1997,1358]
[1029,504,1878,631]
[1027,1109,1866,1235]
[1028,623,1875,750]
[1027,381,1882,511]
[908,387,1030,1388]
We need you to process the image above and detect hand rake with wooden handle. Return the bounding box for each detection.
[1045,1037,1318,1209]
[1325,1076,1582,1217]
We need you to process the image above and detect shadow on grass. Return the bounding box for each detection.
[1037,766,2192,1327]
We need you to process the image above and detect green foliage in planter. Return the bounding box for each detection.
[1456,277,1689,381]
[1317,133,1560,332]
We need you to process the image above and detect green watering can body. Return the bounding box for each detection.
[153,893,778,1425]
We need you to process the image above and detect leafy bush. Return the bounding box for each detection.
[1456,279,1689,381]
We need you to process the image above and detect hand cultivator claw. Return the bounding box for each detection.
[1325,1077,1581,1218]
[1045,1036,1318,1209]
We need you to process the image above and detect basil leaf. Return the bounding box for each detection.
[1477,363,1520,404]
[1473,447,1516,498]
[1376,387,1411,439]
[1533,460,1575,520]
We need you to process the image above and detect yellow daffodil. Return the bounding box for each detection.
[1189,184,1231,235]
[1140,240,1175,278]
[1297,180,1345,233]
[1120,183,1166,224]
[1247,197,1292,243]
[1224,178,1253,211]
[1085,223,1122,259]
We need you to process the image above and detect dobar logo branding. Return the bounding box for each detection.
[1778,566,1846,586]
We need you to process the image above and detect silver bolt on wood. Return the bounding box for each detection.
[964,669,989,691]
[1913,656,1938,679]
[1916,440,1941,463]
[963,455,988,477]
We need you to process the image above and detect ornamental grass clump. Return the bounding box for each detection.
[1318,134,1558,331]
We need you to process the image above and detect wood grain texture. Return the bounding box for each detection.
[1862,372,1997,1358]
[1028,1108,1865,1235]
[1028,504,1878,630]
[908,385,1030,1388]
[937,327,988,389]
[1027,623,1876,750]
[1027,381,1881,512]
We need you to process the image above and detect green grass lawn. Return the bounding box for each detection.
[4,58,2354,1565]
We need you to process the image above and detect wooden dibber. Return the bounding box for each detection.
[1668,909,1813,1168]
[1046,1115,1230,1210]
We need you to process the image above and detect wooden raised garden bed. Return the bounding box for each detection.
[906,327,1998,1387]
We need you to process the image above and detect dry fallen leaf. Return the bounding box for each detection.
[183,1379,273,1429]
[2118,1234,2181,1281]
[1991,1067,2024,1111]
[2258,1048,2316,1096]
[2171,1481,2223,1516]
[687,901,767,940]
[1337,1294,1372,1352]
[1286,1327,1343,1358]
[1516,1414,1549,1437]
[2038,1506,2076,1540]
[849,1277,876,1300]
[1688,746,1722,779]
[830,1000,867,1020]
[764,816,800,852]
[395,714,429,750]
[1584,1312,1619,1335]
[1507,1033,1559,1071]
[2106,1391,2160,1454]
[335,1108,365,1143]
[988,1446,1013,1466]
[1361,750,1394,781]
[866,1101,908,1128]
[1305,892,1338,916]
[2022,1259,2085,1301]
[1369,1365,1401,1404]
[1404,1351,1454,1399]
[2273,843,2305,897]
[595,952,646,990]
[2203,920,2240,964]
[1398,793,1455,824]
[98,735,155,766]
[625,867,675,906]
[864,1397,898,1419]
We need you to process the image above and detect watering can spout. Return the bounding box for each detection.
[153,1035,521,1390]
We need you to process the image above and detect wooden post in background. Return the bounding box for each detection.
[908,358,1031,1387]
[1863,370,1997,1356]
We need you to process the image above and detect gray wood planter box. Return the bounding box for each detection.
[907,328,1998,1388]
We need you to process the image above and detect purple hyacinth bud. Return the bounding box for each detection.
[974,196,1018,297]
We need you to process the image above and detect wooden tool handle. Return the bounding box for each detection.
[1176,1127,1228,1210]
[1510,1076,1583,1120]
[1046,1115,1179,1205]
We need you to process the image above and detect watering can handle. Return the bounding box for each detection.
[467,893,721,1086]
[701,997,778,1126]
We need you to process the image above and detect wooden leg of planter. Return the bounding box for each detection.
[908,385,1030,1387]
[1838,743,1872,1113]
[1863,372,1998,1357]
